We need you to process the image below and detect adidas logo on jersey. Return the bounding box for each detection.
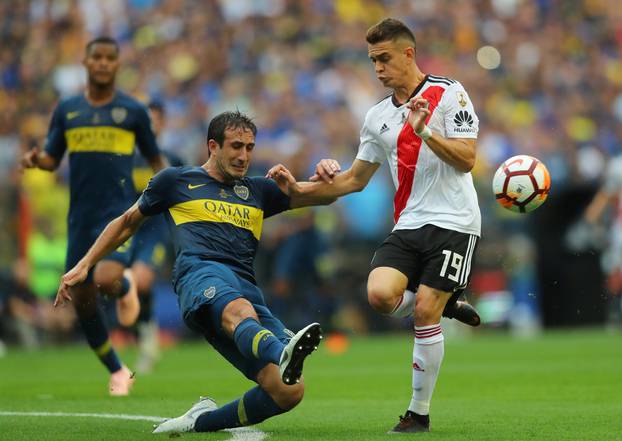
[379,123,389,134]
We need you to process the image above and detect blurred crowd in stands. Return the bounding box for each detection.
[2,0,621,351]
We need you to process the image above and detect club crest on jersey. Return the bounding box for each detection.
[111,107,127,124]
[203,286,216,299]
[456,91,467,107]
[234,185,249,200]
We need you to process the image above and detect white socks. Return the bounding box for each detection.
[388,289,417,318]
[408,324,444,415]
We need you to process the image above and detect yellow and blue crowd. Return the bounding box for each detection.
[2,0,621,348]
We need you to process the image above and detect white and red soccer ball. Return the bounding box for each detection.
[492,155,551,213]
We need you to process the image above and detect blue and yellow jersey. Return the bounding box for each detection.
[137,166,291,286]
[133,150,184,196]
[44,92,160,227]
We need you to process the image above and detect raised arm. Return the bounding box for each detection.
[407,97,476,173]
[55,203,146,306]
[268,158,380,209]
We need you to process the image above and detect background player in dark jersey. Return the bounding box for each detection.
[130,101,183,373]
[55,111,336,433]
[21,37,166,396]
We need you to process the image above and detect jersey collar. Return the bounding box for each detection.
[391,74,429,108]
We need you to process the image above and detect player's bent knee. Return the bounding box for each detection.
[271,383,305,410]
[221,298,258,336]
[367,287,397,313]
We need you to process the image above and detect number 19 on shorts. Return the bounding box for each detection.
[439,249,463,282]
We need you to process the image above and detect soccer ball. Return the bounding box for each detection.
[492,155,551,213]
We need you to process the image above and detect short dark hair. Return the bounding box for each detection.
[207,111,257,147]
[85,37,119,55]
[148,100,165,115]
[366,18,416,47]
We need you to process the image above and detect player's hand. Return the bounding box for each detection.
[406,97,431,133]
[309,159,341,183]
[20,147,40,170]
[54,263,88,307]
[266,163,300,195]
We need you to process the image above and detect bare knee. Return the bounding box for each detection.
[367,267,408,314]
[93,262,125,297]
[367,286,397,313]
[257,364,304,410]
[221,298,258,337]
[276,383,304,410]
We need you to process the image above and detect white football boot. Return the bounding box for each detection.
[152,397,218,434]
[279,322,322,385]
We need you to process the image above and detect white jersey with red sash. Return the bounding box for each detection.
[356,74,481,236]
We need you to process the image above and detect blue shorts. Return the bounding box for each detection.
[66,222,135,282]
[177,261,291,381]
[131,215,168,269]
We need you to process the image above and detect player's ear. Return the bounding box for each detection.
[207,139,220,156]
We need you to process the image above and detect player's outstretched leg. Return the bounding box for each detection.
[279,322,323,385]
[152,397,218,434]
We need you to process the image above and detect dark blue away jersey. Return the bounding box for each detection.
[45,91,160,227]
[137,166,291,286]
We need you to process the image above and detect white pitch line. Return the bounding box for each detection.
[0,411,164,422]
[0,411,268,440]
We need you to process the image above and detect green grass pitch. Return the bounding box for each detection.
[1,329,621,440]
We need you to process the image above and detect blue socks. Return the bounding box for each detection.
[233,318,285,365]
[78,308,122,373]
[194,386,286,432]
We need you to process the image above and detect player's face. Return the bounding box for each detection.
[368,39,414,89]
[84,43,119,87]
[213,127,255,181]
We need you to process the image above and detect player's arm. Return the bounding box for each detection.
[583,189,614,224]
[133,102,169,172]
[55,203,146,306]
[267,158,380,208]
[147,154,168,173]
[406,97,476,173]
[21,147,60,171]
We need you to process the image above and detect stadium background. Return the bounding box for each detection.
[1,0,621,348]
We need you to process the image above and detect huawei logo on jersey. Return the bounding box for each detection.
[453,110,474,127]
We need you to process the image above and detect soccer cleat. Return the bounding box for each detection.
[152,397,218,434]
[442,300,481,327]
[116,269,140,327]
[109,365,135,396]
[388,410,430,434]
[279,322,322,385]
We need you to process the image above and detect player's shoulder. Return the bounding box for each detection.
[365,94,394,121]
[427,74,468,93]
[115,91,148,111]
[153,164,188,184]
[427,74,458,86]
[55,94,83,110]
